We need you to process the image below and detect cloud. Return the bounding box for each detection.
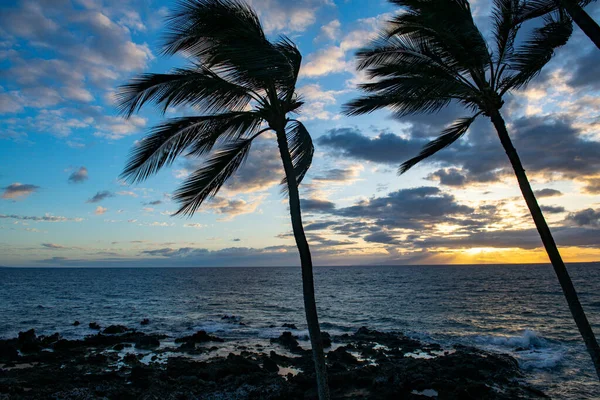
[312,166,362,183]
[534,188,563,198]
[317,127,425,164]
[540,205,566,214]
[300,13,385,79]
[363,231,399,244]
[566,208,600,228]
[304,221,337,231]
[204,196,262,220]
[68,167,88,184]
[184,223,204,229]
[296,83,346,120]
[319,116,600,188]
[247,0,331,34]
[0,213,83,222]
[1,183,40,200]
[301,46,347,77]
[318,19,341,41]
[301,198,336,212]
[414,226,600,250]
[94,206,107,215]
[332,187,474,230]
[567,49,600,90]
[144,200,162,205]
[41,243,66,249]
[0,90,23,114]
[86,191,114,203]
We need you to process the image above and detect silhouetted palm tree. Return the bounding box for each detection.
[116,1,329,397]
[345,0,600,380]
[523,0,600,49]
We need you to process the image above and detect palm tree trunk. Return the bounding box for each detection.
[490,110,600,381]
[275,127,331,400]
[560,0,600,49]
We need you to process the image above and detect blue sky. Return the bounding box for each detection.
[1,0,600,267]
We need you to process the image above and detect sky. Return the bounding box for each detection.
[1,0,600,267]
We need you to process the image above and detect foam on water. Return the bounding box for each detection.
[472,330,565,370]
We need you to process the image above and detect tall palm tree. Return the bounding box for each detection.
[345,0,600,380]
[523,0,600,49]
[116,1,329,397]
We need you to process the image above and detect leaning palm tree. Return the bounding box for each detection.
[345,0,600,380]
[523,0,600,49]
[116,0,329,397]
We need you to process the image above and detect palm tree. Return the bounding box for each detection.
[345,0,600,380]
[523,0,600,49]
[116,1,330,397]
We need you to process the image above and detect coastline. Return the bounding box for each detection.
[0,324,548,399]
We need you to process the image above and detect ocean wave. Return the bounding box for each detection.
[472,330,564,370]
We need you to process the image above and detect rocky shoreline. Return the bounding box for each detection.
[0,324,548,399]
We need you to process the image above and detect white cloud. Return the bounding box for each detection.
[94,206,107,215]
[318,19,341,41]
[62,86,95,103]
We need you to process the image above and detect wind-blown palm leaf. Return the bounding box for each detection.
[492,0,521,69]
[121,113,261,183]
[502,14,572,91]
[399,114,480,174]
[173,138,254,216]
[281,121,314,187]
[162,0,294,90]
[274,36,302,101]
[387,0,489,76]
[116,67,252,118]
[344,73,468,117]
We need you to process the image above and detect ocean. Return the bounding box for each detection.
[1,264,599,399]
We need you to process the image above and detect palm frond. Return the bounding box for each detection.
[399,114,480,174]
[162,0,292,90]
[173,137,254,216]
[344,73,471,117]
[517,0,556,21]
[281,120,314,188]
[120,113,261,183]
[386,0,489,77]
[116,67,252,118]
[502,14,572,91]
[274,36,302,101]
[492,0,522,68]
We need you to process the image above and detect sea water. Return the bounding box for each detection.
[1,263,599,398]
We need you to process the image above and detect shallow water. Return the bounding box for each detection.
[1,264,599,398]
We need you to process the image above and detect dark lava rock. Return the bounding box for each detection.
[178,341,197,351]
[18,329,40,353]
[270,331,301,352]
[262,357,279,373]
[73,321,80,326]
[103,325,129,335]
[130,365,153,386]
[87,353,108,364]
[321,331,332,348]
[18,329,36,344]
[0,343,19,361]
[0,325,549,400]
[174,330,224,344]
[89,322,100,330]
[113,344,126,351]
[39,333,60,347]
[123,353,139,364]
[327,346,361,365]
[140,318,150,325]
[135,336,160,349]
[282,323,298,330]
